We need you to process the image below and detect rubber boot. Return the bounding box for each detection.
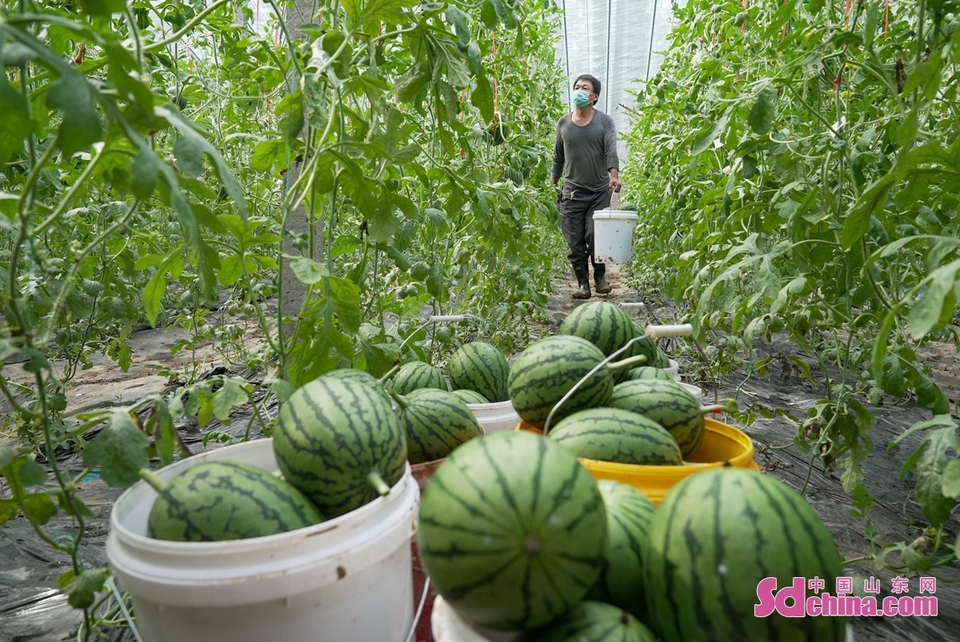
[572,262,591,299]
[594,263,612,294]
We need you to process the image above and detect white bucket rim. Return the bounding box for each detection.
[109,439,411,554]
[592,209,638,219]
[464,399,515,411]
[107,440,420,606]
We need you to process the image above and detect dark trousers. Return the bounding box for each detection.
[559,188,612,268]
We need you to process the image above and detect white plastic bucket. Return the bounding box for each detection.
[431,596,520,642]
[592,209,638,264]
[431,595,855,642]
[466,400,521,433]
[677,381,704,400]
[107,439,419,642]
[664,358,681,382]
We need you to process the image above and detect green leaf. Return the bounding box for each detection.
[0,447,15,471]
[896,109,919,150]
[942,459,960,499]
[53,490,96,518]
[82,410,150,488]
[908,259,960,340]
[21,493,58,526]
[0,79,33,165]
[266,376,296,403]
[900,544,932,573]
[692,120,722,155]
[915,427,960,528]
[445,6,471,45]
[18,457,48,487]
[141,249,183,327]
[218,254,246,287]
[251,139,288,174]
[173,136,204,179]
[290,257,330,284]
[77,0,127,15]
[841,173,896,250]
[212,378,249,424]
[0,499,18,525]
[46,71,102,156]
[58,568,109,610]
[487,0,515,26]
[155,106,247,219]
[342,0,417,27]
[396,68,431,104]
[130,150,161,199]
[747,87,776,135]
[471,73,495,125]
[880,354,906,397]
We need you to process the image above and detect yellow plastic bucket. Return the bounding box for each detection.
[517,418,758,505]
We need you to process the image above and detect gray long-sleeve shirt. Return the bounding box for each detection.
[552,110,619,195]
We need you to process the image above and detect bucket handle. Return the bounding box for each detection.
[406,576,432,642]
[541,324,693,435]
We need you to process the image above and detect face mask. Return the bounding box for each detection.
[573,89,591,108]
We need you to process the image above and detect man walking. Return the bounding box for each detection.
[551,74,621,299]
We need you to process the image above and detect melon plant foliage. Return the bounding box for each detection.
[623,0,960,571]
[0,0,566,638]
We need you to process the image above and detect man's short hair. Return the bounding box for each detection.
[573,74,601,105]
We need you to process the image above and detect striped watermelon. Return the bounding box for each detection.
[452,388,491,404]
[390,361,447,394]
[507,335,646,430]
[624,366,673,382]
[143,461,323,542]
[273,378,407,518]
[644,468,846,642]
[417,430,607,630]
[392,388,483,464]
[559,301,636,357]
[548,408,682,465]
[652,349,670,368]
[319,368,390,403]
[517,601,658,642]
[445,341,510,402]
[587,480,656,619]
[626,322,660,365]
[607,379,715,458]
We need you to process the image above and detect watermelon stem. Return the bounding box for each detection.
[367,470,392,496]
[606,354,648,372]
[378,364,401,385]
[389,389,409,409]
[138,468,168,493]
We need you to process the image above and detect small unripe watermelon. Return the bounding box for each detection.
[146,460,323,542]
[390,361,448,394]
[548,407,682,465]
[452,388,491,404]
[393,388,483,464]
[508,335,643,429]
[445,341,511,402]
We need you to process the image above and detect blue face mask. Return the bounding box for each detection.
[573,89,591,108]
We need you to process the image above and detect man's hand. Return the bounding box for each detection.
[609,168,621,193]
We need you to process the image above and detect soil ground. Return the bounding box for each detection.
[1,264,959,641]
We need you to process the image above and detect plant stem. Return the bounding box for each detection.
[142,0,231,53]
[40,200,141,346]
